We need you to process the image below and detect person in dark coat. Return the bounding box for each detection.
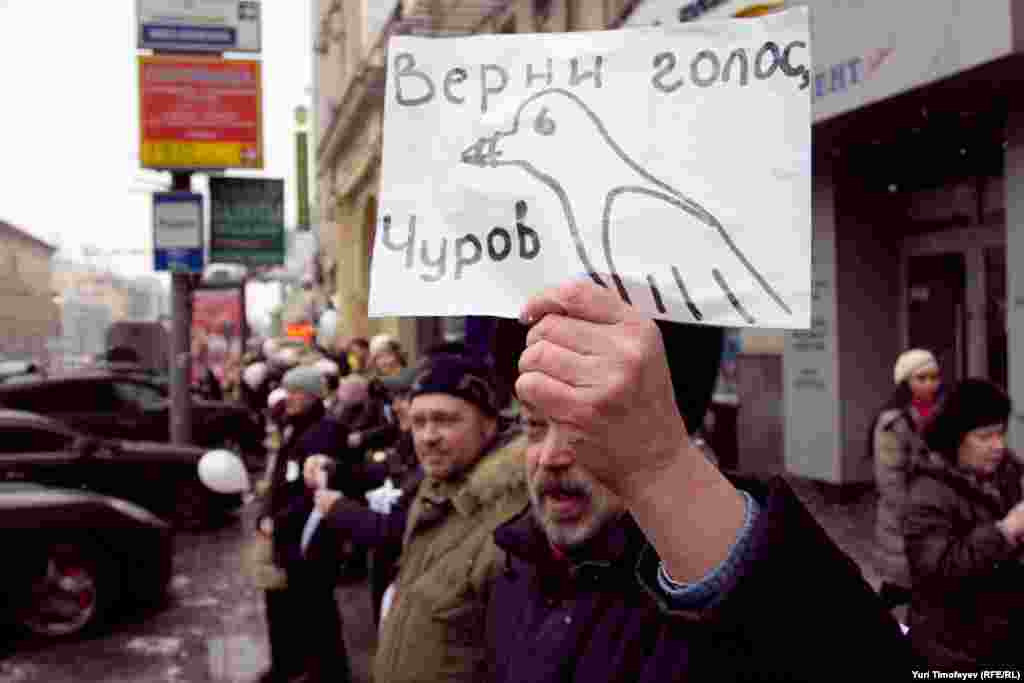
[486,279,912,682]
[270,454,352,683]
[359,366,422,624]
[255,365,350,683]
[904,378,1024,670]
[326,374,394,583]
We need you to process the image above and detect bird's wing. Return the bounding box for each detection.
[601,186,790,325]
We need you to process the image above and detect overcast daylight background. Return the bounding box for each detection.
[0,0,315,323]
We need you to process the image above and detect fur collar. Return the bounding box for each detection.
[419,430,527,517]
[909,447,1020,515]
[877,407,911,432]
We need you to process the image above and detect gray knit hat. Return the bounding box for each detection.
[282,365,325,397]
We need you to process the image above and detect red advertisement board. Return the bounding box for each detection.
[191,288,244,385]
[139,55,263,170]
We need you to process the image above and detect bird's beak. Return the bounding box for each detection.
[461,132,505,168]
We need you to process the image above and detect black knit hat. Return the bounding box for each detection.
[924,378,1011,457]
[409,353,497,417]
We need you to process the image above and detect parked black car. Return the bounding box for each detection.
[0,481,173,638]
[0,410,245,527]
[0,372,264,467]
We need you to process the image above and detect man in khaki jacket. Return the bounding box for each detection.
[316,353,526,683]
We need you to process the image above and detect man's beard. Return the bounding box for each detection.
[528,474,621,550]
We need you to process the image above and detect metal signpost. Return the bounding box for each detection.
[295,131,311,231]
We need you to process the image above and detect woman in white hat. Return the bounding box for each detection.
[869,349,942,612]
[368,335,406,378]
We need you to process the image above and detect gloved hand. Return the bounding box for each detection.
[998,499,1024,546]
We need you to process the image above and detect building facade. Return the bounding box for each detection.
[0,220,59,362]
[50,257,169,369]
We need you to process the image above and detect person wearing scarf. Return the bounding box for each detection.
[869,349,941,609]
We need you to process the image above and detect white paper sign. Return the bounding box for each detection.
[371,8,812,329]
[153,194,202,250]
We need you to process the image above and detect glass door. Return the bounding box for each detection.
[907,253,967,384]
[985,246,1007,390]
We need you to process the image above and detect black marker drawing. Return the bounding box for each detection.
[461,87,792,323]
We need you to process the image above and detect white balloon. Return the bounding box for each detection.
[317,310,339,348]
[198,450,251,494]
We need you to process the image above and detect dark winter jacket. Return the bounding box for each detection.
[260,402,349,566]
[487,475,912,683]
[904,449,1024,669]
[356,420,401,452]
[273,490,347,589]
[241,374,273,416]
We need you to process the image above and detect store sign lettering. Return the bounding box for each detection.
[677,0,731,22]
[812,47,893,101]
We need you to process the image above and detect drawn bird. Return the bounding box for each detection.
[461,87,792,324]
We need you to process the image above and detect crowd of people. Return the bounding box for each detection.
[210,282,1024,682]
[870,349,1024,669]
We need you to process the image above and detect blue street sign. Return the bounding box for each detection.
[153,192,204,273]
[141,24,237,50]
[155,247,204,272]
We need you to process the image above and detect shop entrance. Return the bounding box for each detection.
[985,246,1008,389]
[902,227,1007,389]
[906,253,967,383]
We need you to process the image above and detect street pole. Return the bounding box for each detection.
[239,275,249,353]
[169,171,193,445]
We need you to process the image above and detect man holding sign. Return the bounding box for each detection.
[485,279,911,681]
[363,7,909,679]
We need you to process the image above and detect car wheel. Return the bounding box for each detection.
[174,478,215,530]
[21,541,117,638]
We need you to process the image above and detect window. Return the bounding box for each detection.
[0,387,49,413]
[112,382,165,411]
[0,427,74,454]
[76,382,122,412]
